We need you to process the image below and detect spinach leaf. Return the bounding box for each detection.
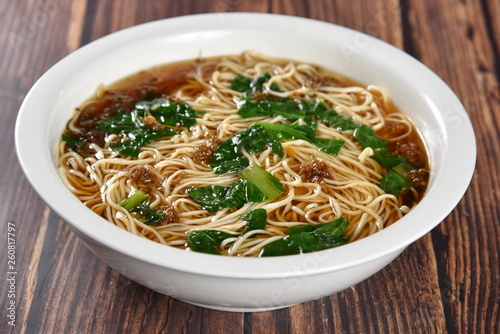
[186,180,247,213]
[109,126,177,158]
[210,124,278,174]
[231,74,253,94]
[288,120,318,141]
[261,218,349,256]
[187,230,235,255]
[135,98,199,127]
[312,102,359,131]
[380,161,415,195]
[96,98,199,157]
[210,121,347,174]
[62,134,86,151]
[119,190,164,225]
[255,122,312,142]
[187,209,268,255]
[241,208,267,235]
[250,72,273,94]
[380,171,412,196]
[285,224,319,235]
[238,98,307,120]
[262,233,323,256]
[231,72,279,97]
[313,218,350,240]
[257,122,344,156]
[354,125,404,169]
[314,138,345,155]
[353,124,385,149]
[97,109,177,158]
[187,164,285,212]
[97,109,141,132]
[230,74,420,197]
[209,157,250,175]
[309,104,418,194]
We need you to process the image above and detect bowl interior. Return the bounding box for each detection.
[15,13,475,278]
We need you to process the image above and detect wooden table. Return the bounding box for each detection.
[1,1,498,333]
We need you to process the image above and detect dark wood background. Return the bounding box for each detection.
[1,0,499,333]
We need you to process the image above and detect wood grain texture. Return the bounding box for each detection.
[1,0,498,333]
[403,0,500,333]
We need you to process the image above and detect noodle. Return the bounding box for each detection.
[58,51,428,257]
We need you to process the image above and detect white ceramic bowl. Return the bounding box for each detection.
[15,13,475,312]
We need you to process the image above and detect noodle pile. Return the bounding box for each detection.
[58,51,421,257]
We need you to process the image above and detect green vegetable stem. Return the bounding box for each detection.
[119,190,164,225]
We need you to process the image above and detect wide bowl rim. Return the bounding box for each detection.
[15,12,476,279]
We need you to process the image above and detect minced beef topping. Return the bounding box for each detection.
[194,137,221,165]
[127,166,162,193]
[299,159,332,183]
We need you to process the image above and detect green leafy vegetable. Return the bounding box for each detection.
[354,125,405,169]
[353,125,417,195]
[380,161,415,195]
[284,224,319,235]
[228,75,425,198]
[314,138,345,155]
[304,102,416,194]
[187,216,349,256]
[96,98,200,157]
[311,102,359,131]
[186,180,247,213]
[353,124,386,149]
[255,122,313,142]
[187,230,235,255]
[232,72,307,120]
[119,190,164,225]
[210,119,346,174]
[187,208,268,255]
[380,171,412,196]
[211,125,269,169]
[256,122,344,156]
[231,72,280,97]
[238,98,308,120]
[135,98,199,127]
[210,124,279,174]
[231,74,253,94]
[187,208,268,254]
[97,109,177,157]
[62,134,86,151]
[392,160,415,176]
[241,208,267,235]
[288,121,318,142]
[261,218,349,256]
[187,164,285,212]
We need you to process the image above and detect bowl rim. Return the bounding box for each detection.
[15,12,476,279]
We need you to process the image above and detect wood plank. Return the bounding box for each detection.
[247,309,280,333]
[405,0,500,333]
[81,0,269,45]
[324,235,446,334]
[0,5,81,334]
[482,0,500,99]
[274,0,404,48]
[200,310,245,334]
